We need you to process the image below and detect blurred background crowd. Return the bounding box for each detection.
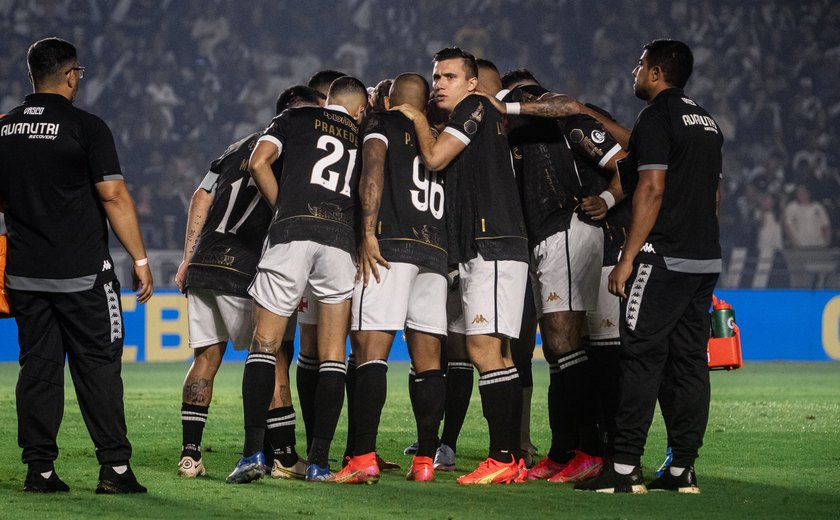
[1,0,837,287]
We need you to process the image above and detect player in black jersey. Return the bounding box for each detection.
[226,76,368,484]
[487,70,627,483]
[293,70,348,454]
[393,48,529,485]
[577,40,722,495]
[174,85,325,480]
[0,38,152,494]
[334,73,447,484]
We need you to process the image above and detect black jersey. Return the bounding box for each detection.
[626,88,722,272]
[0,93,120,292]
[364,111,447,276]
[186,132,276,296]
[261,105,360,256]
[561,110,626,265]
[443,95,528,264]
[504,88,581,247]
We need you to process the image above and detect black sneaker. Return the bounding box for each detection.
[648,466,700,494]
[24,469,70,493]
[95,464,148,494]
[574,464,647,494]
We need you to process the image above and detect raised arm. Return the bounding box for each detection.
[96,180,154,303]
[390,104,466,171]
[579,105,631,150]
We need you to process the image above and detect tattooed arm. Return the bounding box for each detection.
[175,185,214,293]
[357,137,390,286]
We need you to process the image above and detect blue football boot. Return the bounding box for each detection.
[305,463,334,482]
[225,451,266,484]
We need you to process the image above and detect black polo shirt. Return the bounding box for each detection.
[363,111,447,276]
[0,93,121,292]
[626,88,723,273]
[443,95,528,264]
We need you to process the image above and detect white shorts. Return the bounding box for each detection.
[351,262,448,335]
[187,289,253,350]
[446,281,464,334]
[248,240,355,317]
[531,214,603,317]
[586,266,621,340]
[449,254,528,338]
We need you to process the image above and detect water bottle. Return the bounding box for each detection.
[711,295,736,338]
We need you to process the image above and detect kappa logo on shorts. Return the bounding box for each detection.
[600,318,616,328]
[471,314,489,324]
[547,292,560,302]
[102,260,112,271]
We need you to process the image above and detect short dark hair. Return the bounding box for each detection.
[501,68,539,89]
[307,69,346,93]
[643,39,693,88]
[27,37,77,87]
[328,75,367,99]
[275,85,325,114]
[433,47,478,79]
[370,78,393,113]
[476,58,498,74]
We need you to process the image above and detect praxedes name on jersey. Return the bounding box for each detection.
[263,106,362,256]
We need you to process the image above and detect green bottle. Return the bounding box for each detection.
[711,296,735,338]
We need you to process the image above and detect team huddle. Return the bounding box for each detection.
[174,41,723,494]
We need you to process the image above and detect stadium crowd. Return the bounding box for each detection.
[1,0,837,263]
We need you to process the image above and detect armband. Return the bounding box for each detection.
[600,191,616,210]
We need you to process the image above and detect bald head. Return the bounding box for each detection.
[388,73,430,112]
[476,58,502,96]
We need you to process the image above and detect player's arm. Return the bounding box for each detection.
[248,140,281,207]
[96,180,154,303]
[608,168,664,298]
[579,105,630,149]
[478,90,582,119]
[581,157,627,220]
[390,104,466,171]
[357,137,391,286]
[175,179,215,293]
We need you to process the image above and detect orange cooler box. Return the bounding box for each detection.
[707,324,742,371]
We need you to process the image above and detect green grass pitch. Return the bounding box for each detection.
[1,361,838,519]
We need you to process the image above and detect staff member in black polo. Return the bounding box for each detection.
[576,39,723,494]
[0,37,153,494]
